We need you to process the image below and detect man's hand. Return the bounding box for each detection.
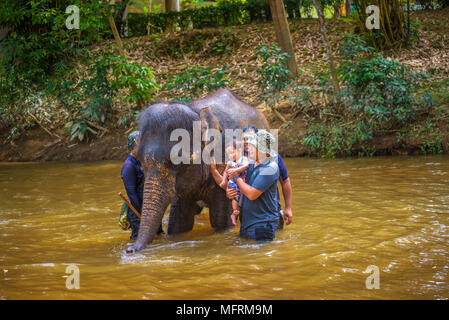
[283,207,293,225]
[227,168,240,180]
[226,186,238,199]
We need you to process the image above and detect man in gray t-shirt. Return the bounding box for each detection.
[229,130,280,241]
[222,126,293,228]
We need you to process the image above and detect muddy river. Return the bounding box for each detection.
[0,156,448,299]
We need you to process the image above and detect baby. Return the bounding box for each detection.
[220,139,249,225]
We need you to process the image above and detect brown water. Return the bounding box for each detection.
[0,156,448,300]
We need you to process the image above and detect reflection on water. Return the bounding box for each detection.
[0,156,448,299]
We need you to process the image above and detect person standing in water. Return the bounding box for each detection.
[238,126,293,227]
[228,130,280,241]
[210,126,293,227]
[121,131,162,240]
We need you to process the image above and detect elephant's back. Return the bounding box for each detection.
[191,89,269,130]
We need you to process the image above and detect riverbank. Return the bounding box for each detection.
[1,115,446,162]
[1,8,448,161]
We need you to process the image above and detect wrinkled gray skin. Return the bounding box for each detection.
[126,89,269,253]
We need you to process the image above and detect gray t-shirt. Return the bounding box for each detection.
[240,158,280,231]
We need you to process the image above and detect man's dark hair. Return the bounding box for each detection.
[242,125,258,133]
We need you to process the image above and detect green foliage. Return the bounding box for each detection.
[302,120,374,158]
[406,18,421,45]
[0,0,127,140]
[126,12,150,37]
[163,65,230,102]
[439,0,449,7]
[245,0,272,21]
[301,34,433,157]
[414,120,444,155]
[396,104,448,156]
[151,29,240,59]
[210,30,239,56]
[0,0,115,88]
[109,57,159,106]
[48,56,158,142]
[418,0,449,8]
[430,78,449,107]
[0,87,58,141]
[255,45,292,106]
[127,0,327,36]
[338,34,429,130]
[147,3,250,33]
[284,0,319,19]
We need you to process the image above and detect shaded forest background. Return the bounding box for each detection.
[0,0,448,161]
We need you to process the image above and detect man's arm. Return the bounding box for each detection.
[235,177,263,201]
[277,155,293,224]
[210,160,225,188]
[280,177,293,225]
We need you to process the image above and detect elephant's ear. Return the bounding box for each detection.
[192,106,222,165]
[199,106,222,137]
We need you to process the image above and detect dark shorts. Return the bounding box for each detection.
[240,218,279,242]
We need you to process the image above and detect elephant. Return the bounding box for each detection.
[126,88,269,253]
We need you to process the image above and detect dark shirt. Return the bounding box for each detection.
[276,154,289,211]
[121,153,144,214]
[244,151,288,211]
[240,158,280,231]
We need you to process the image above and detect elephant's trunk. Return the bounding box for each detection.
[127,167,175,253]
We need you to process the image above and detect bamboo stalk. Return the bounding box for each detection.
[356,0,406,50]
[108,15,126,57]
[382,0,395,45]
[407,0,410,42]
[28,112,60,138]
[312,0,340,92]
[86,120,110,133]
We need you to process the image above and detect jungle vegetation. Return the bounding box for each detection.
[0,0,448,157]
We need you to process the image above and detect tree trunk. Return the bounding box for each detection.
[108,15,126,57]
[267,0,298,78]
[120,2,129,38]
[346,0,353,17]
[407,0,410,42]
[312,0,340,92]
[353,0,406,49]
[174,0,180,11]
[333,3,341,18]
[165,0,174,12]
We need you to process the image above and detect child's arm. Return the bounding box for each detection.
[235,163,249,174]
[227,158,249,179]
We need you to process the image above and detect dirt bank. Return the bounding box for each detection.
[0,126,128,162]
[1,8,448,161]
[2,110,444,162]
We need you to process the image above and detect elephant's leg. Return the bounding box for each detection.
[207,186,233,231]
[167,198,203,235]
